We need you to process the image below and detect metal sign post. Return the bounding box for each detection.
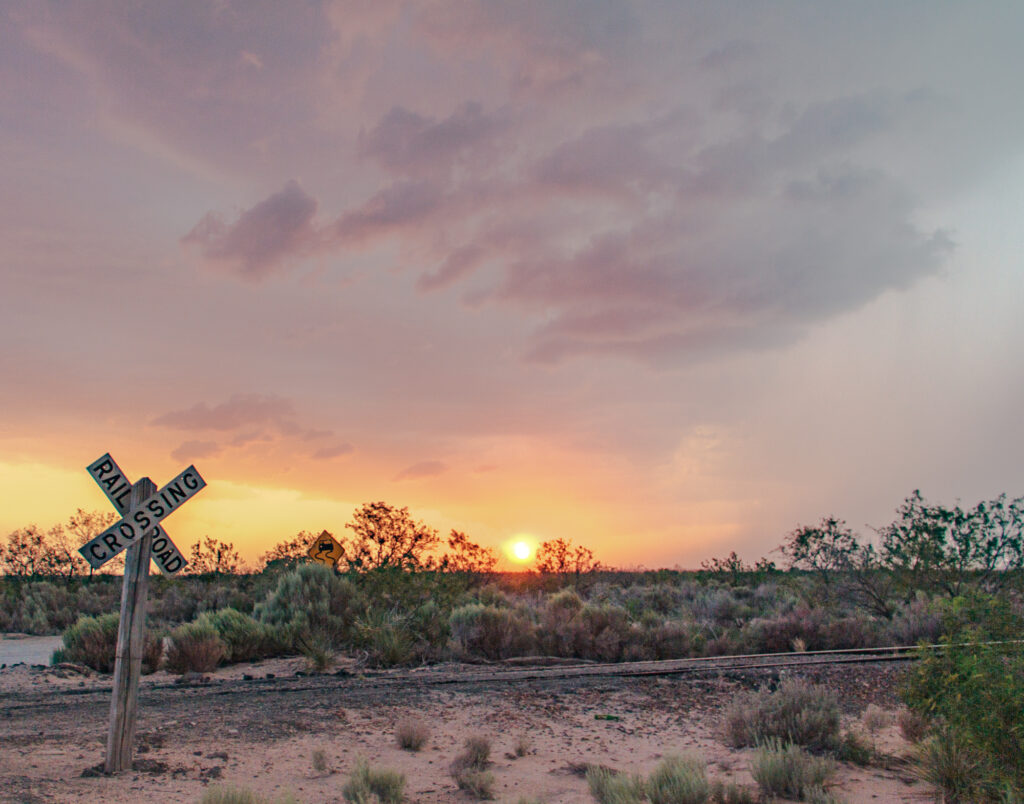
[77,453,206,773]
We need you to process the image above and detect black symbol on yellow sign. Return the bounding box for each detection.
[307,530,344,567]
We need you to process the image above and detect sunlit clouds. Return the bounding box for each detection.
[2,2,1024,567]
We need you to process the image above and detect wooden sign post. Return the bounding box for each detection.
[78,453,206,774]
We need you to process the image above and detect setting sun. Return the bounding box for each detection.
[511,541,532,562]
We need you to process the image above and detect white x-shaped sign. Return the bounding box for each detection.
[79,453,203,575]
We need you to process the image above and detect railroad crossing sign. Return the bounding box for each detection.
[76,452,207,774]
[81,453,191,574]
[307,529,344,567]
[80,454,205,574]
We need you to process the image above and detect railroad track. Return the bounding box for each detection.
[0,641,999,713]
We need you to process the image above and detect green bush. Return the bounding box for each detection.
[449,604,535,659]
[750,740,835,801]
[165,620,226,674]
[646,754,710,804]
[354,608,416,667]
[256,563,358,653]
[342,759,405,803]
[721,679,840,751]
[902,594,1024,798]
[52,612,161,674]
[197,608,273,663]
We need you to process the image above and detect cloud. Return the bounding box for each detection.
[312,443,354,460]
[393,460,447,481]
[170,440,222,463]
[152,393,297,432]
[359,102,508,174]
[182,180,317,279]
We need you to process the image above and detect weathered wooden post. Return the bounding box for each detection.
[77,453,205,774]
[106,478,155,773]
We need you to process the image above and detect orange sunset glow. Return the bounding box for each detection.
[2,3,1023,570]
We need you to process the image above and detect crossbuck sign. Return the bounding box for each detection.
[79,453,204,574]
[78,452,206,774]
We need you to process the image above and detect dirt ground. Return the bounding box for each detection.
[0,655,935,803]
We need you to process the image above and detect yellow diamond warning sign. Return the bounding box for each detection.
[307,530,344,567]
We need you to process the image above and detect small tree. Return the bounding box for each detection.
[878,491,1024,599]
[188,536,245,575]
[343,501,439,572]
[440,530,497,574]
[65,509,119,576]
[260,531,315,568]
[535,537,600,584]
[780,517,859,606]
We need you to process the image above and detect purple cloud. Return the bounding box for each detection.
[152,393,297,432]
[183,180,317,280]
[360,102,508,174]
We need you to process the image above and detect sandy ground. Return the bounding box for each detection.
[0,656,935,804]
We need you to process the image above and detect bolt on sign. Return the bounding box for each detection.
[307,529,344,568]
[77,453,206,774]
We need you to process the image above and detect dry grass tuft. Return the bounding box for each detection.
[750,739,835,801]
[395,716,430,751]
[342,758,405,804]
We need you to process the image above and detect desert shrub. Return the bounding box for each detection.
[452,767,495,799]
[888,596,944,645]
[52,612,161,674]
[165,620,227,674]
[586,766,646,804]
[312,748,329,773]
[256,563,358,652]
[833,730,873,766]
[514,733,532,757]
[914,730,986,804]
[721,679,840,751]
[643,619,693,660]
[395,717,429,751]
[197,608,273,663]
[750,739,835,801]
[409,599,449,657]
[199,786,300,804]
[645,754,711,804]
[450,736,493,800]
[449,604,535,659]
[354,608,417,667]
[897,707,931,743]
[902,594,1024,798]
[342,759,405,804]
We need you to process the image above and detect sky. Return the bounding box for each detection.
[2,1,1023,570]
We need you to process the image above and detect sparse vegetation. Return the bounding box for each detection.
[586,766,646,804]
[342,759,405,804]
[311,748,328,774]
[450,735,494,800]
[750,739,835,801]
[395,716,429,751]
[645,754,711,804]
[721,679,840,751]
[514,733,532,757]
[199,787,299,804]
